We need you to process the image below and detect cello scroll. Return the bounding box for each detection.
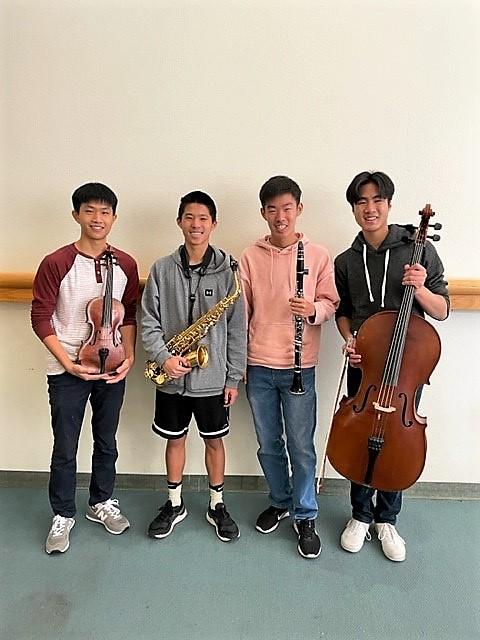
[326,204,443,491]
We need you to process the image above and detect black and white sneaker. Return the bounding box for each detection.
[206,503,240,542]
[294,519,321,559]
[148,499,187,539]
[256,506,290,534]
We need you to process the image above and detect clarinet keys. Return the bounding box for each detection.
[290,241,307,395]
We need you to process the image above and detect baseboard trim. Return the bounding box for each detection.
[0,471,478,500]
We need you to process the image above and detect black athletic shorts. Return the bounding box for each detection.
[152,391,230,440]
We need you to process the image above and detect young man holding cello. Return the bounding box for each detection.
[31,182,139,554]
[333,171,449,562]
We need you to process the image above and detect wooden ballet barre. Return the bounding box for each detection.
[0,273,479,310]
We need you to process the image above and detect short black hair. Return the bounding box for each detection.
[259,176,302,207]
[72,182,118,214]
[346,171,395,209]
[177,190,217,222]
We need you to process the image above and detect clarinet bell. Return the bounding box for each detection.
[290,373,306,395]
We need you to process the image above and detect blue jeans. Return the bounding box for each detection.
[350,483,402,525]
[47,372,125,517]
[246,365,317,520]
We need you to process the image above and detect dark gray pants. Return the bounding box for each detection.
[47,372,125,517]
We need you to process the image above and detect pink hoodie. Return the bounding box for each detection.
[239,234,339,368]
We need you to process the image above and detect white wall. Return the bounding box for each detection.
[1,0,479,482]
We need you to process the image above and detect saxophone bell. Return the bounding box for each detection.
[144,344,209,388]
[185,344,209,369]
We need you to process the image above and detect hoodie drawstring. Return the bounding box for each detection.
[362,244,390,308]
[269,246,274,288]
[380,249,390,308]
[266,240,297,292]
[363,244,375,303]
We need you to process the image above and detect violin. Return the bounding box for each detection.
[77,250,126,374]
[327,205,442,491]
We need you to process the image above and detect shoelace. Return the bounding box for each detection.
[215,505,234,525]
[50,515,69,537]
[97,498,121,519]
[158,501,175,517]
[348,519,372,541]
[298,521,316,539]
[377,523,404,544]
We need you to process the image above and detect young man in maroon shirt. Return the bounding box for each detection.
[31,182,139,554]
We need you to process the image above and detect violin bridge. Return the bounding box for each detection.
[373,402,396,413]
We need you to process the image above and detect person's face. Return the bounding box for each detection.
[177,203,216,249]
[261,193,302,247]
[352,182,391,235]
[72,200,116,242]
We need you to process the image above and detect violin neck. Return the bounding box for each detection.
[101,252,114,327]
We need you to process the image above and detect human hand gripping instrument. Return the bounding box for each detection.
[326,205,443,491]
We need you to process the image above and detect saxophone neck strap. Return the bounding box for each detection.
[180,245,214,324]
[180,244,214,278]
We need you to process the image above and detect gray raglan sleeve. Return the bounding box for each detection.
[141,263,171,367]
[225,274,247,389]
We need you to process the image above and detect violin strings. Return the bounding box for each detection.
[103,252,113,327]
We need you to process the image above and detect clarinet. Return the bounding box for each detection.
[290,240,306,395]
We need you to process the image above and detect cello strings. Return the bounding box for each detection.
[372,237,424,439]
[380,238,423,397]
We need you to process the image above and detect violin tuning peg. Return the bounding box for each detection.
[427,234,441,241]
[429,222,442,230]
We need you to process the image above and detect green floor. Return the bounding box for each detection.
[0,487,478,640]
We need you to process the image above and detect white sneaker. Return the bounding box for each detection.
[375,523,406,562]
[340,518,371,553]
[45,515,75,554]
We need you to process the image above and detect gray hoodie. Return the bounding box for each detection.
[141,246,246,397]
[335,224,449,332]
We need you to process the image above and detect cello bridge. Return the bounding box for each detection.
[373,401,396,414]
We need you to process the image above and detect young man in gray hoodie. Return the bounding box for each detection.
[142,191,246,542]
[334,170,449,562]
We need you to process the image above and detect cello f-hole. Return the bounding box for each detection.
[353,384,377,414]
[398,392,413,428]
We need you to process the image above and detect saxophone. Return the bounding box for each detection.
[144,260,241,387]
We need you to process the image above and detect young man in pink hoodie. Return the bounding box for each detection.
[239,176,339,559]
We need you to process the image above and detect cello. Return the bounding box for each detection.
[77,250,126,375]
[327,205,442,492]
